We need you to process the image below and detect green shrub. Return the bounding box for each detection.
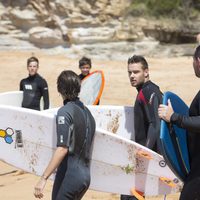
[147,0,181,16]
[129,0,200,19]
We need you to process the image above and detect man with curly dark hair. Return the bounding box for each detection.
[34,70,96,200]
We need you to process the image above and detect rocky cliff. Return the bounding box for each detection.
[0,0,199,59]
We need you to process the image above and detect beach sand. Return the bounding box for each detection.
[0,50,198,200]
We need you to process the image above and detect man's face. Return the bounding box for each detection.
[193,57,200,78]
[128,62,149,88]
[27,61,38,76]
[80,64,91,76]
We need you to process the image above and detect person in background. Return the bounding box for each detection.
[20,56,49,110]
[158,45,200,200]
[34,70,96,200]
[78,56,92,81]
[78,56,100,105]
[121,55,163,200]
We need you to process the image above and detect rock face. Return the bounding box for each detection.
[0,0,199,57]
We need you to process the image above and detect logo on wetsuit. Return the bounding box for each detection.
[58,116,65,124]
[25,84,33,90]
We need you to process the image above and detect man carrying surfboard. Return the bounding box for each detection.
[19,56,49,110]
[34,70,96,200]
[78,56,101,105]
[158,45,200,200]
[128,55,163,153]
[121,55,163,200]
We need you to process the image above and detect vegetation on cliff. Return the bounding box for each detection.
[129,0,200,19]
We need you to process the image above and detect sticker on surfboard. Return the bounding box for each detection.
[79,70,105,105]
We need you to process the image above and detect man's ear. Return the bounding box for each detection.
[144,68,149,78]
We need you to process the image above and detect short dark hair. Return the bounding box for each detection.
[127,55,148,70]
[27,56,39,66]
[79,57,92,68]
[194,45,200,60]
[57,70,81,100]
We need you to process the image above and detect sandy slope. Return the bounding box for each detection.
[0,50,199,200]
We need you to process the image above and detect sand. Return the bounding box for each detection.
[0,50,199,200]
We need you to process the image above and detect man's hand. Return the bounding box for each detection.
[158,99,174,122]
[34,177,47,199]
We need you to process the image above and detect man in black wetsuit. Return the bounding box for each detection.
[19,56,49,110]
[158,45,200,200]
[121,55,162,200]
[34,70,96,200]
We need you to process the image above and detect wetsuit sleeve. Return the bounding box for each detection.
[41,79,49,110]
[171,113,200,132]
[143,92,161,150]
[19,80,23,91]
[56,108,73,148]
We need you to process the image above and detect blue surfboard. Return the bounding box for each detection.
[160,91,190,181]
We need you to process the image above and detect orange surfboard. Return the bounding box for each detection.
[79,70,105,105]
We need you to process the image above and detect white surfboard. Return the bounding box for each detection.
[0,91,50,110]
[0,91,23,107]
[0,91,134,139]
[44,105,134,140]
[79,70,105,105]
[0,105,182,196]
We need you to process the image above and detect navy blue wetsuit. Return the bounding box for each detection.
[170,91,200,200]
[121,81,162,200]
[52,98,95,200]
[19,74,49,110]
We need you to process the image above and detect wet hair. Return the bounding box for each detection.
[194,45,200,59]
[127,55,148,70]
[79,56,92,68]
[57,70,81,100]
[27,56,39,66]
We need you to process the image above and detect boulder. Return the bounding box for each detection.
[9,8,39,31]
[28,27,68,48]
[70,27,115,44]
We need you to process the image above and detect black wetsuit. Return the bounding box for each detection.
[52,98,95,200]
[170,90,200,200]
[133,81,163,153]
[121,81,162,200]
[79,74,87,81]
[79,73,100,105]
[19,74,49,110]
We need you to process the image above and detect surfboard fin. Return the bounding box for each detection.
[159,176,176,188]
[131,188,145,200]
